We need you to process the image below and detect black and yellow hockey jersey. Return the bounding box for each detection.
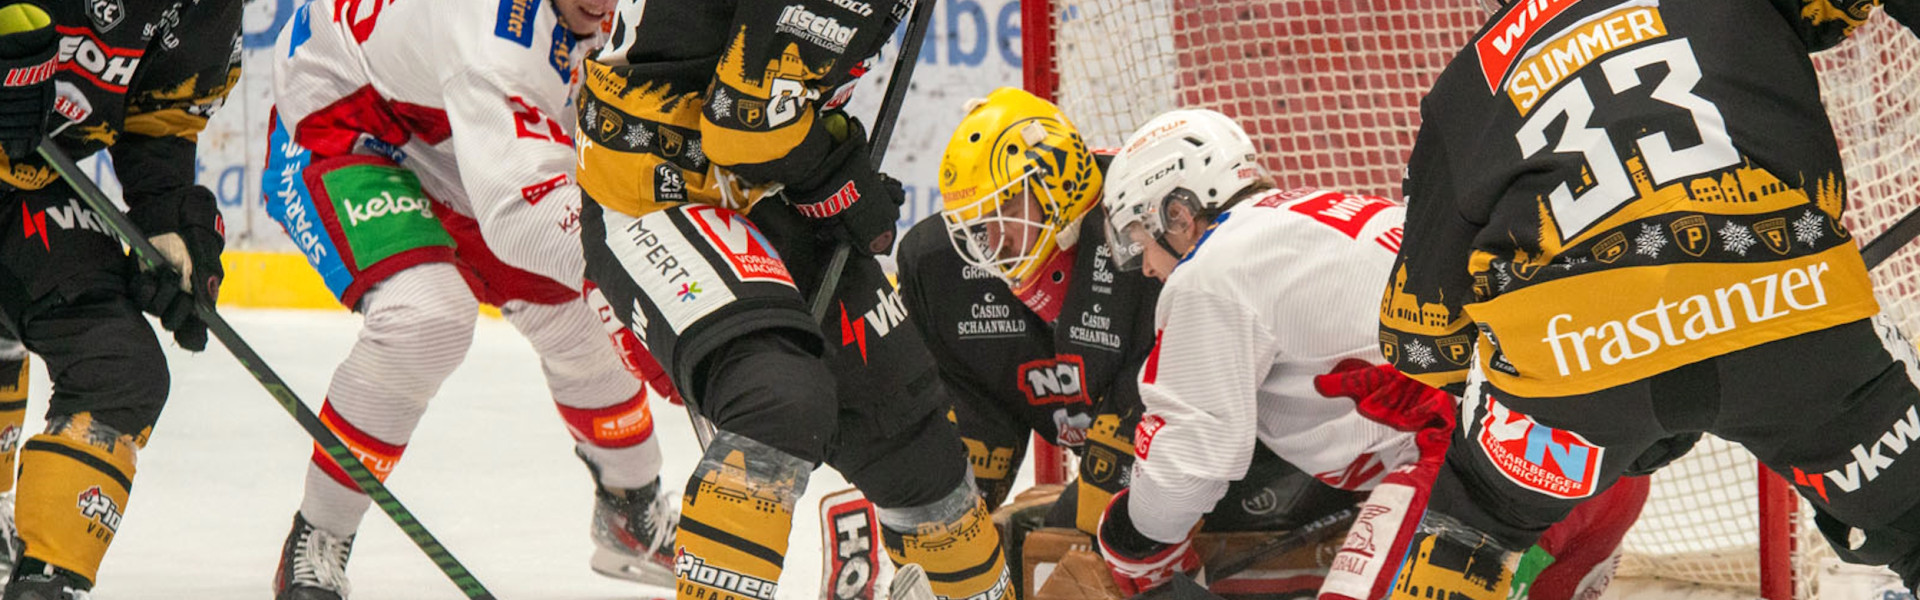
[4,0,240,204]
[1381,0,1909,397]
[577,0,906,217]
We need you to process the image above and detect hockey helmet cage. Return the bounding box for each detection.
[939,87,1104,290]
[1102,109,1262,271]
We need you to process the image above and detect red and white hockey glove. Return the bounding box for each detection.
[1098,489,1202,596]
[1312,361,1457,600]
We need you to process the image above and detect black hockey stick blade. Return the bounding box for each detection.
[1205,505,1359,585]
[37,139,498,600]
[1134,572,1223,600]
[1863,204,1920,270]
[808,0,938,322]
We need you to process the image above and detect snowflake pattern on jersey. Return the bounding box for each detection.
[1635,223,1666,258]
[1404,340,1439,369]
[1794,210,1825,247]
[1494,267,1513,292]
[1720,221,1757,256]
[687,138,706,167]
[583,104,600,137]
[711,89,733,119]
[625,123,652,149]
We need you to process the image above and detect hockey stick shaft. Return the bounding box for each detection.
[1131,506,1358,600]
[807,0,937,323]
[1864,204,1920,269]
[37,139,497,600]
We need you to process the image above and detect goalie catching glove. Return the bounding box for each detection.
[1098,488,1203,595]
[784,111,905,256]
[1311,361,1456,600]
[127,185,225,351]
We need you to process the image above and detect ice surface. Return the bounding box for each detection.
[35,309,1031,600]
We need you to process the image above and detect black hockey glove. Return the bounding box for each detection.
[0,4,56,161]
[786,113,905,256]
[127,186,225,352]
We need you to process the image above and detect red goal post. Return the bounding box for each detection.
[1018,2,1920,599]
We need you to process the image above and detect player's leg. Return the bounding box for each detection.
[1717,316,1920,590]
[261,135,479,600]
[784,239,1010,600]
[948,380,1031,510]
[1391,364,1669,600]
[438,196,681,585]
[0,187,170,596]
[0,330,27,581]
[582,200,835,600]
[1521,474,1649,600]
[496,297,676,584]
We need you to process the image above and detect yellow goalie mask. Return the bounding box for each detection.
[939,88,1103,296]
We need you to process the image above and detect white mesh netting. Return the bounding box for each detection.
[1031,2,1920,598]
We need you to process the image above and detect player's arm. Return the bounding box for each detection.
[441,61,590,289]
[1380,120,1477,392]
[699,0,904,254]
[1765,0,1915,50]
[1099,286,1276,594]
[111,0,243,351]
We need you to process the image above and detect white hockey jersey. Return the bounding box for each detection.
[1127,187,1422,543]
[272,0,597,288]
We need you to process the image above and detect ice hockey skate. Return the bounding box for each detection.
[4,562,90,600]
[0,492,19,585]
[272,513,353,600]
[589,477,677,587]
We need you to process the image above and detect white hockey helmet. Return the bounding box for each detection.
[1102,108,1262,271]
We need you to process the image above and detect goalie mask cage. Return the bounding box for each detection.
[1019,2,1920,598]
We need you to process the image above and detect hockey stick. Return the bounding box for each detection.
[1863,205,1920,269]
[37,140,497,600]
[688,0,939,450]
[807,0,937,322]
[1132,506,1359,600]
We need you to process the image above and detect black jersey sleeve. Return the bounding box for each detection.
[698,0,902,188]
[1764,0,1905,50]
[1380,118,1478,391]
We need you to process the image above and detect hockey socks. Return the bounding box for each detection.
[0,347,27,495]
[301,400,408,538]
[559,389,665,491]
[1388,513,1517,600]
[676,431,811,600]
[14,413,144,587]
[879,483,1013,600]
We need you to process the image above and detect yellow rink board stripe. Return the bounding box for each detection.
[217,251,503,318]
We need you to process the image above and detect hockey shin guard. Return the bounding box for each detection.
[879,482,1013,600]
[14,413,145,587]
[1387,513,1517,600]
[676,430,811,600]
[0,345,28,494]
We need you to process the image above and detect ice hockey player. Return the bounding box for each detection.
[899,87,1163,533]
[0,0,239,597]
[1097,109,1648,600]
[575,2,1011,600]
[899,89,1360,569]
[264,0,681,597]
[1381,0,1920,597]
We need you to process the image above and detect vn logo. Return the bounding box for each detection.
[838,288,905,363]
[1794,405,1920,503]
[21,200,106,251]
[1478,397,1604,499]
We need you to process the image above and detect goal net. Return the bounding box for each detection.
[1021,2,1920,598]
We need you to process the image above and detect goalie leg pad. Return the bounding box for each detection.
[677,430,812,600]
[15,413,143,587]
[879,482,1013,600]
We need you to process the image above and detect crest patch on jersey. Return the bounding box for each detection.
[88,0,126,32]
[1477,396,1603,499]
